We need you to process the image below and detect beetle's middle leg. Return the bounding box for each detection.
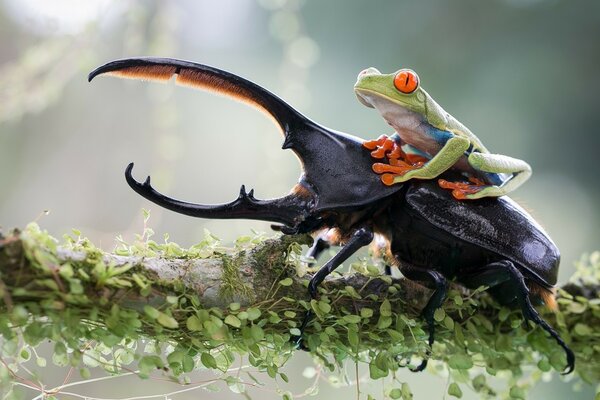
[305,235,331,266]
[399,265,448,372]
[292,227,374,348]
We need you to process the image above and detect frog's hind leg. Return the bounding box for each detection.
[462,152,532,199]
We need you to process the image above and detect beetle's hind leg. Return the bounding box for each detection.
[399,265,448,372]
[461,260,575,374]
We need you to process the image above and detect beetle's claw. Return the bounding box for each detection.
[561,348,575,375]
[291,335,309,351]
[290,310,314,351]
[409,358,428,373]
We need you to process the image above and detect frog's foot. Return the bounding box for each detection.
[363,135,406,160]
[438,177,489,200]
[363,135,388,150]
[373,161,425,186]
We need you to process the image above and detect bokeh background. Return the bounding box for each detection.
[0,0,598,399]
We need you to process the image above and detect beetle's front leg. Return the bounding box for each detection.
[292,227,374,348]
[399,265,448,372]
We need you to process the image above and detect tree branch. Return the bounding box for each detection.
[0,224,599,397]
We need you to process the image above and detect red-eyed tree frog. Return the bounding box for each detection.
[354,67,531,200]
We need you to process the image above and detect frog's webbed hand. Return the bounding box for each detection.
[458,152,531,199]
[374,136,470,185]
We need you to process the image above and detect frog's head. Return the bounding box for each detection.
[354,68,448,130]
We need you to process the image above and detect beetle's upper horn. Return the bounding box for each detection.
[88,57,309,137]
[125,163,312,228]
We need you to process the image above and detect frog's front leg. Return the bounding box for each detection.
[375,136,470,185]
[459,152,531,199]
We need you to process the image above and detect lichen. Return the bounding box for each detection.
[218,252,253,302]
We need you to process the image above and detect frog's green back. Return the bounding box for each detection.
[423,90,489,153]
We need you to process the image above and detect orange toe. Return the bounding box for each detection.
[381,174,395,186]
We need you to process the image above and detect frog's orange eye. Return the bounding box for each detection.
[394,69,419,94]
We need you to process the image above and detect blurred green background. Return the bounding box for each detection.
[0,0,598,398]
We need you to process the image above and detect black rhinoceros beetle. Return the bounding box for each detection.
[89,57,574,374]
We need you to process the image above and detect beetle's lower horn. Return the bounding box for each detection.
[125,163,311,227]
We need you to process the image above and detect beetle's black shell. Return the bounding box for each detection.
[402,180,560,288]
[293,124,403,212]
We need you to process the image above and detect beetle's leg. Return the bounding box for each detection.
[292,227,374,348]
[399,265,448,372]
[460,260,575,374]
[384,265,392,276]
[305,236,331,266]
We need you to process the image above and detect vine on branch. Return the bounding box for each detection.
[0,222,598,399]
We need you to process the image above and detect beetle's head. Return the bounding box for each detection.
[89,58,403,232]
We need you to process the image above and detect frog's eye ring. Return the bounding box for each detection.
[394,69,419,94]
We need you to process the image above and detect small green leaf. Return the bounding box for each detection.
[246,308,261,321]
[201,352,217,369]
[229,302,240,311]
[377,316,392,329]
[509,386,526,400]
[369,361,388,379]
[537,358,551,372]
[80,368,91,379]
[444,315,454,330]
[225,315,241,328]
[574,323,592,336]
[186,316,203,331]
[401,383,413,400]
[567,301,586,314]
[279,278,293,286]
[250,325,264,341]
[157,312,178,329]
[448,383,463,398]
[290,328,301,336]
[360,307,373,318]
[433,308,445,322]
[389,388,402,399]
[448,354,473,370]
[344,286,361,299]
[318,301,331,313]
[498,307,510,322]
[143,305,159,319]
[380,299,392,317]
[343,315,362,324]
[182,355,195,372]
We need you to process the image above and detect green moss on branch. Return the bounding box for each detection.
[0,224,599,399]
